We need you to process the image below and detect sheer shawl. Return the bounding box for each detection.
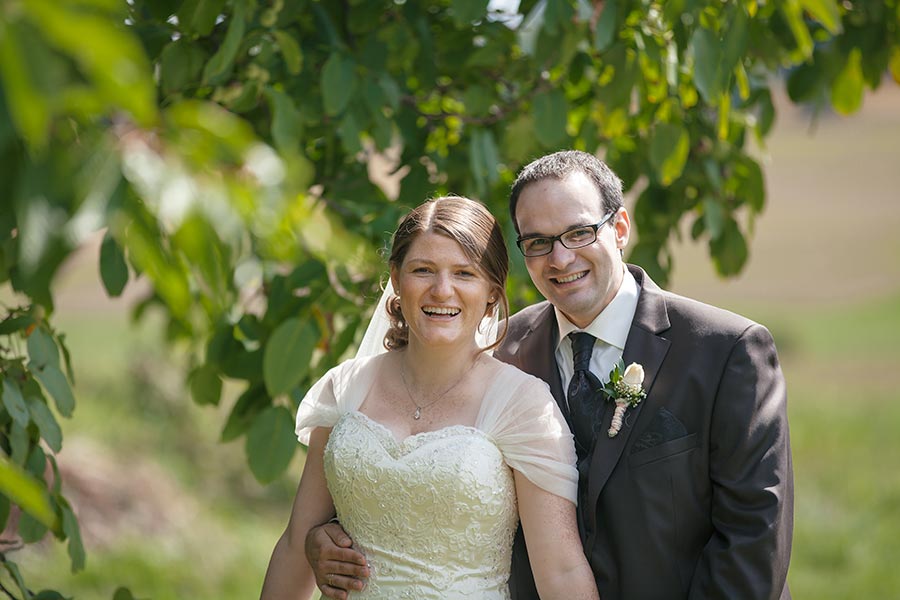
[295,356,578,504]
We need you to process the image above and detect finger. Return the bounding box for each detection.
[325,573,367,593]
[318,585,348,600]
[323,522,354,548]
[321,546,369,567]
[323,558,370,579]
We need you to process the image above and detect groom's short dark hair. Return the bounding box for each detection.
[509,150,624,233]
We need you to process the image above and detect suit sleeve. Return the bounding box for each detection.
[689,323,793,600]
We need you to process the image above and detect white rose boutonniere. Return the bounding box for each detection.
[602,360,648,437]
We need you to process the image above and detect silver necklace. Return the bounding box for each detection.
[399,356,477,420]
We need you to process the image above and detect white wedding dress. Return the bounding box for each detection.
[295,355,577,599]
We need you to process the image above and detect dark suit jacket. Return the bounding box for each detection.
[494,265,793,600]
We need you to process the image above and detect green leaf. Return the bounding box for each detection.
[469,128,501,195]
[786,62,823,103]
[780,0,813,59]
[593,1,617,51]
[189,363,223,407]
[736,157,765,213]
[10,422,29,466]
[221,384,269,442]
[799,0,842,35]
[112,587,138,600]
[336,112,363,154]
[159,39,209,95]
[831,48,864,116]
[649,123,690,186]
[502,114,539,165]
[245,406,297,483]
[690,8,748,105]
[378,74,401,111]
[28,397,63,452]
[263,318,319,397]
[370,110,394,150]
[60,499,86,571]
[1,560,31,600]
[0,315,35,335]
[34,591,71,600]
[710,217,748,276]
[26,0,157,125]
[32,364,75,418]
[322,53,356,116]
[2,378,31,428]
[462,85,493,118]
[533,89,568,147]
[27,326,60,370]
[177,0,227,36]
[451,0,489,27]
[100,231,129,297]
[328,315,362,362]
[273,30,303,75]
[0,22,51,149]
[202,2,246,84]
[542,0,575,34]
[265,87,303,154]
[19,507,49,543]
[398,163,431,207]
[703,197,725,240]
[0,456,58,530]
[0,494,9,533]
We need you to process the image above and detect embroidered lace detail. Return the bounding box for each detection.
[324,411,517,599]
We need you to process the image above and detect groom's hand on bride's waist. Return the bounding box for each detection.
[306,521,370,599]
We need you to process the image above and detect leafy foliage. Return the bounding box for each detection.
[0,0,897,596]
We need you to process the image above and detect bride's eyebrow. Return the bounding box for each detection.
[405,258,478,270]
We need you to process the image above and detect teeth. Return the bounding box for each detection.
[556,272,585,284]
[423,306,460,315]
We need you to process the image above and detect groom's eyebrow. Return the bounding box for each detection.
[518,222,588,238]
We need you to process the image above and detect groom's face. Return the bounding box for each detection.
[514,171,630,328]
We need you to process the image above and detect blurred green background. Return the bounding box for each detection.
[16,86,900,598]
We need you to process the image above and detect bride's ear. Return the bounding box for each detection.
[484,290,498,317]
[389,266,399,296]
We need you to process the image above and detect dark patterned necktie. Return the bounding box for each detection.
[567,332,603,460]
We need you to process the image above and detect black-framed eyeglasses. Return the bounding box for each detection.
[516,212,616,257]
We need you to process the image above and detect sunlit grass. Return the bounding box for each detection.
[782,294,900,599]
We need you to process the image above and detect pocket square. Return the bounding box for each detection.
[631,407,688,453]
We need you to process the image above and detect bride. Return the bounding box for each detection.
[260,196,599,599]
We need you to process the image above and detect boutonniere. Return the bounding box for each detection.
[602,360,647,437]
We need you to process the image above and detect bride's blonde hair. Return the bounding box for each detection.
[384,196,509,352]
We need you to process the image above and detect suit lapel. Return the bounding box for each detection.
[586,266,671,508]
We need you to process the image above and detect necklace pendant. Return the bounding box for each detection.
[413,407,422,420]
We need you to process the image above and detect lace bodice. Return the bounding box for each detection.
[296,355,577,599]
[325,412,517,598]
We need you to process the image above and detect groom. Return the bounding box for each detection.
[494,150,792,599]
[306,150,793,599]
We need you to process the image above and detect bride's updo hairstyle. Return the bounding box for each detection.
[384,196,509,352]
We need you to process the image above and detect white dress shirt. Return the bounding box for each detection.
[554,266,639,407]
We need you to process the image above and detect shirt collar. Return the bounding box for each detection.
[555,266,638,351]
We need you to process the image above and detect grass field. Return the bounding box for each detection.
[13,86,900,598]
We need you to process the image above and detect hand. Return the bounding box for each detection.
[305,521,370,599]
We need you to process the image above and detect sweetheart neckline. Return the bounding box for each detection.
[343,410,489,449]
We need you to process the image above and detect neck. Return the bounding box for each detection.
[400,339,482,388]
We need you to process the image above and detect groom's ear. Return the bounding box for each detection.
[613,208,631,251]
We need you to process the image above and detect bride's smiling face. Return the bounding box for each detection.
[391,230,494,351]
